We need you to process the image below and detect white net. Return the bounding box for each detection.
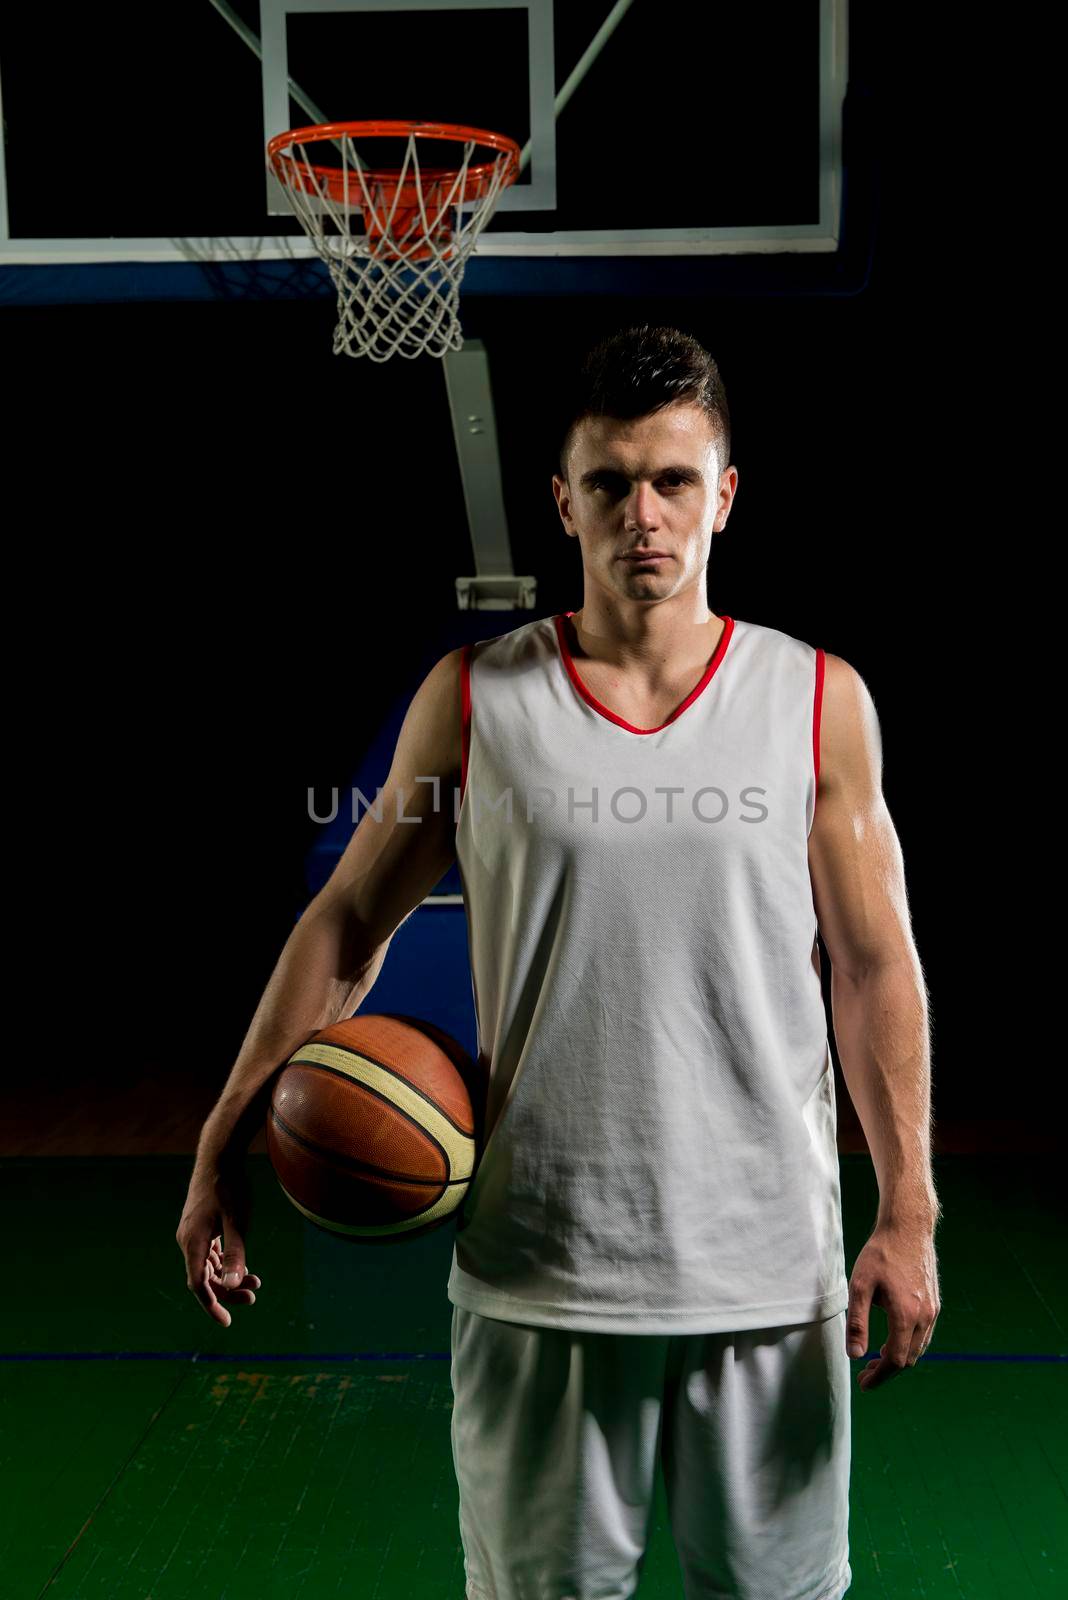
[268,127,517,362]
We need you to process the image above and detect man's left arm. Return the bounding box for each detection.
[808,651,942,1393]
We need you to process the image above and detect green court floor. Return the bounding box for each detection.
[1,1154,1064,1598]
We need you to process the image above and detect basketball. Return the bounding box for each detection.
[266,1013,479,1244]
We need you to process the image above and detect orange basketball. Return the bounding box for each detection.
[266,1013,479,1244]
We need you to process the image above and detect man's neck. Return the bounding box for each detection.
[568,608,724,677]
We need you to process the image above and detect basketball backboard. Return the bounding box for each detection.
[0,0,858,301]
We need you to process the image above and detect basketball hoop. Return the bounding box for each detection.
[266,120,520,362]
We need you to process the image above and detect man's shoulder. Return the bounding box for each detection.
[818,653,881,791]
[735,615,818,654]
[468,613,557,659]
[733,616,820,679]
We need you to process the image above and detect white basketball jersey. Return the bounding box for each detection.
[446,611,849,1334]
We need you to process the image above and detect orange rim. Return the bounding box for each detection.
[266,118,521,205]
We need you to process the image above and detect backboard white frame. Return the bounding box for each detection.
[0,0,847,264]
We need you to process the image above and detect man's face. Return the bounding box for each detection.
[552,403,737,609]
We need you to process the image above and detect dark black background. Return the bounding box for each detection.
[2,3,1032,1140]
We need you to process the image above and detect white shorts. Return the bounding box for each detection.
[449,1304,852,1600]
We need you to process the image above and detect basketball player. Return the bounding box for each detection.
[177,327,941,1600]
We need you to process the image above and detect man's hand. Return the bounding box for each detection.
[846,1220,941,1391]
[176,1161,262,1328]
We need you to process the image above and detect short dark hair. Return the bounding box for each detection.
[558,325,731,479]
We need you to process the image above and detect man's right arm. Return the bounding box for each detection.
[176,645,465,1324]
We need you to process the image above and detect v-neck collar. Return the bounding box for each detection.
[552,612,736,735]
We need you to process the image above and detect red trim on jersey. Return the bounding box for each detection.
[459,643,472,807]
[813,647,826,796]
[553,611,735,735]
